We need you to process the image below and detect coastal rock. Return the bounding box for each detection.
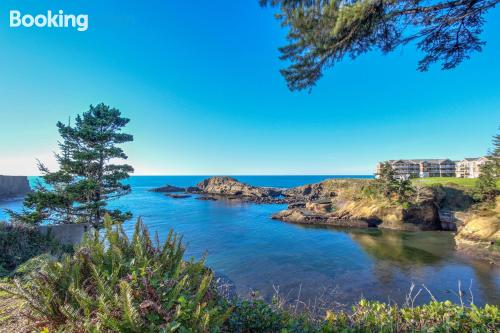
[150,184,185,193]
[455,196,500,260]
[166,194,191,199]
[272,209,329,224]
[272,208,375,228]
[0,175,31,199]
[305,200,332,214]
[186,186,203,193]
[283,179,367,202]
[196,176,282,201]
[274,179,441,231]
[197,196,218,201]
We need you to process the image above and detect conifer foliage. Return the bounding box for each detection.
[261,0,499,91]
[9,104,134,226]
[373,162,415,204]
[475,127,500,204]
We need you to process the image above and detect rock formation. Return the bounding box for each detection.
[166,194,191,199]
[455,196,500,260]
[195,176,283,202]
[274,179,441,231]
[0,175,31,199]
[150,184,185,193]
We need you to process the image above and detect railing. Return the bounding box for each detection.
[438,210,457,231]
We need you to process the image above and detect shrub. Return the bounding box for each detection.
[322,299,499,332]
[10,216,230,332]
[0,222,68,277]
[4,218,499,332]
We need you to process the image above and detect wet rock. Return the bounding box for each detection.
[150,184,185,193]
[166,194,191,199]
[197,196,218,201]
[272,208,376,228]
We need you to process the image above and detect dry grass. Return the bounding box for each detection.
[0,282,33,333]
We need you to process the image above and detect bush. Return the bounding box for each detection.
[5,217,499,332]
[322,299,499,332]
[10,216,230,332]
[227,298,316,333]
[0,222,68,277]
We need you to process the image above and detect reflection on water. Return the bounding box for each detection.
[1,176,499,307]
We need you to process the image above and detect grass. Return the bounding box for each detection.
[412,177,500,189]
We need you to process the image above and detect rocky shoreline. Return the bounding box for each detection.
[151,176,441,231]
[149,176,499,260]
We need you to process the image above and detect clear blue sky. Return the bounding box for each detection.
[0,0,499,175]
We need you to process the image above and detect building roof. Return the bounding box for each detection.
[386,159,454,164]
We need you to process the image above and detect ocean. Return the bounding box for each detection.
[1,175,499,307]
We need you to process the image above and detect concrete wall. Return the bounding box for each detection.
[38,223,90,245]
[0,175,31,199]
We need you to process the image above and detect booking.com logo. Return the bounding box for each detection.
[9,10,89,32]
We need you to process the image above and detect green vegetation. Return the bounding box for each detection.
[475,129,500,204]
[366,162,415,206]
[413,128,500,208]
[3,217,497,332]
[8,104,134,227]
[261,0,498,91]
[411,177,491,189]
[0,222,70,277]
[5,216,230,332]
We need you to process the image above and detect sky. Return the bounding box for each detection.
[0,1,499,176]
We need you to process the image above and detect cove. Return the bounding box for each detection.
[1,175,498,308]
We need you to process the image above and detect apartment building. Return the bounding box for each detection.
[455,157,489,178]
[376,159,456,179]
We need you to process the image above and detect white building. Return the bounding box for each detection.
[455,157,489,178]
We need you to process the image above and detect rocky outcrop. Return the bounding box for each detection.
[186,186,203,193]
[197,196,218,201]
[272,208,375,228]
[273,179,441,231]
[455,196,500,260]
[166,194,191,199]
[150,184,185,193]
[0,175,31,199]
[195,176,283,202]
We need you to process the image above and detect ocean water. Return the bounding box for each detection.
[1,175,499,307]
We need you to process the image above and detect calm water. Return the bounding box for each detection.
[1,176,499,307]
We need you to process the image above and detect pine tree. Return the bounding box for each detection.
[9,104,134,226]
[374,162,415,204]
[261,0,499,91]
[475,127,499,204]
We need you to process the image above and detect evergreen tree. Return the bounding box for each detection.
[475,127,499,204]
[9,104,134,226]
[374,162,415,204]
[261,0,499,91]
